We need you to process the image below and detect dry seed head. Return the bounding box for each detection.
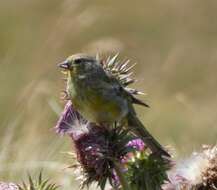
[163,145,217,190]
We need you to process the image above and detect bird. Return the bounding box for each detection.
[58,53,170,157]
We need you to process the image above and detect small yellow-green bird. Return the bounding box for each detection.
[58,54,170,157]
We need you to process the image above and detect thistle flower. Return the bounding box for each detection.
[0,182,18,190]
[162,145,217,190]
[71,123,133,190]
[127,138,146,151]
[124,149,171,190]
[18,172,59,190]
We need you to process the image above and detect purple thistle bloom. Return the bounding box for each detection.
[72,124,114,178]
[127,138,145,151]
[71,123,132,189]
[0,182,18,190]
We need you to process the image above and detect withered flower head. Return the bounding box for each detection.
[162,145,217,190]
[55,101,87,136]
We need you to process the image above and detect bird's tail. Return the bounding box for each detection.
[127,113,170,157]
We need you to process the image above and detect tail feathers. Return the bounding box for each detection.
[127,113,170,157]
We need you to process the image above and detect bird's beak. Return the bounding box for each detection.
[57,60,70,70]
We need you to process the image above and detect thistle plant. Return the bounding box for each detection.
[0,173,58,190]
[18,172,59,190]
[55,100,171,189]
[124,143,171,190]
[125,153,170,190]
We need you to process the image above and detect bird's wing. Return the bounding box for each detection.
[98,73,149,107]
[90,70,149,109]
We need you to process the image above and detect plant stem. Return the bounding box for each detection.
[113,161,131,190]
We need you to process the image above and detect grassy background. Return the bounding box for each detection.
[0,0,217,188]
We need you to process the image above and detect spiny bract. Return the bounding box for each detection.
[100,53,145,96]
[18,172,58,190]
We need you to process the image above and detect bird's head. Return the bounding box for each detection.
[58,54,101,76]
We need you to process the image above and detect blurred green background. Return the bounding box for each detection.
[0,0,217,188]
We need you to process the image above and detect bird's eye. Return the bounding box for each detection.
[74,59,82,64]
